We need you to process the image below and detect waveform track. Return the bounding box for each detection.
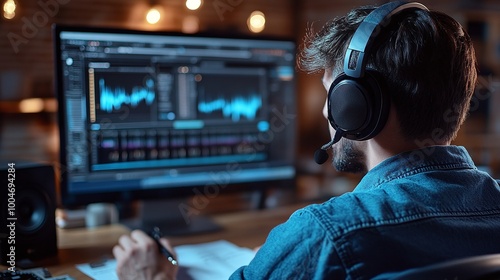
[99,79,155,112]
[198,95,262,121]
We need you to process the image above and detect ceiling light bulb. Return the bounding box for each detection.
[146,8,161,24]
[248,11,266,33]
[3,0,16,19]
[186,0,202,11]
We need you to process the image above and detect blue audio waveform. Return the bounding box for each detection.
[198,95,262,121]
[99,78,155,112]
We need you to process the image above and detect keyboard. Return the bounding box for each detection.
[0,268,74,280]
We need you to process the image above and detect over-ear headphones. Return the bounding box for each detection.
[315,1,429,164]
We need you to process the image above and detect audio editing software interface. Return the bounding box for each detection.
[56,29,296,196]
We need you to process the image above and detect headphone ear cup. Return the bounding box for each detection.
[327,70,390,141]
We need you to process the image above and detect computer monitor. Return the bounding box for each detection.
[53,25,297,234]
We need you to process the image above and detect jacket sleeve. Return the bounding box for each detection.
[228,208,346,279]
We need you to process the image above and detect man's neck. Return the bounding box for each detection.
[365,137,450,171]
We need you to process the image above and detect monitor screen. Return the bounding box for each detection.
[53,25,297,215]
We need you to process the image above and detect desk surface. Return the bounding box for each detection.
[8,202,310,279]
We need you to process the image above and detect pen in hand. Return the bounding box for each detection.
[149,227,178,266]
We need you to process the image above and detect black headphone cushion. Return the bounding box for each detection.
[327,70,390,141]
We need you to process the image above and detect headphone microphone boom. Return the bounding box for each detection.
[312,1,428,165]
[314,131,343,164]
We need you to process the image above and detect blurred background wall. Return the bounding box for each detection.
[1,0,500,202]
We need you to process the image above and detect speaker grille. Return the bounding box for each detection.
[0,164,58,265]
[17,188,49,234]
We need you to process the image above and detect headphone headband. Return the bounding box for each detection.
[344,1,429,78]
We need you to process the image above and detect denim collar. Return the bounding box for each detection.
[355,145,476,192]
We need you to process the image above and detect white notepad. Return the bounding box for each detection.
[76,240,256,280]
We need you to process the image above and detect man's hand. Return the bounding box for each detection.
[113,230,178,280]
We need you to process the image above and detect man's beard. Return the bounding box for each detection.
[332,138,367,173]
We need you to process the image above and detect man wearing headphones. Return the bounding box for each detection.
[113,1,500,279]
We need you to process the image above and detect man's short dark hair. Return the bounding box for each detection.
[299,5,477,143]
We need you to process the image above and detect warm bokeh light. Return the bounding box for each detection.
[185,0,202,11]
[3,0,16,19]
[44,98,58,112]
[182,15,199,33]
[247,11,266,33]
[146,7,161,24]
[19,98,44,113]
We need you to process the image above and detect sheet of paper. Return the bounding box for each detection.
[76,240,255,280]
[76,259,119,280]
[175,240,256,280]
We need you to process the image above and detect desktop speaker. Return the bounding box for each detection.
[0,163,58,267]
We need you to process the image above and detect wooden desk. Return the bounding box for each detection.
[7,202,310,279]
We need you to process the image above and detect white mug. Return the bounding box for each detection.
[85,203,118,228]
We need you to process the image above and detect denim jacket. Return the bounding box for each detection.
[229,146,500,279]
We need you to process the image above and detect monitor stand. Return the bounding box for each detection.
[121,198,222,236]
